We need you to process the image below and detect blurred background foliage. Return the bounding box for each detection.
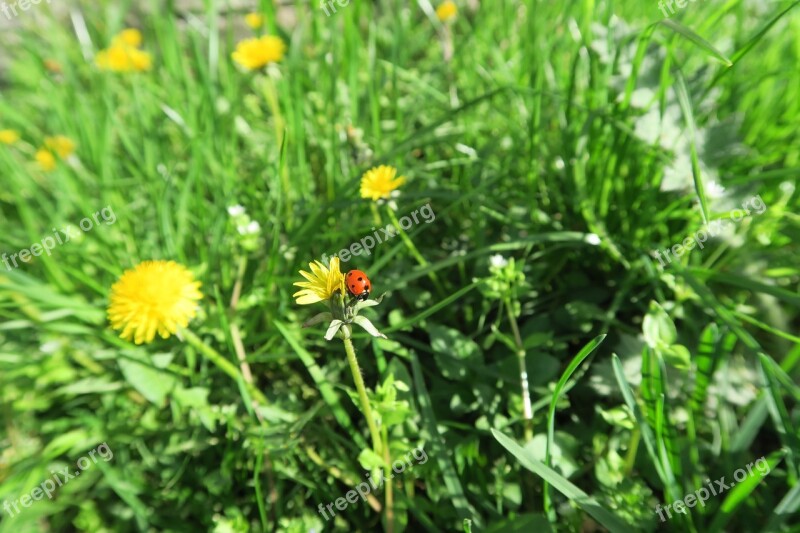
[0,0,799,531]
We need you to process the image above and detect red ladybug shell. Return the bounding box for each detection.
[346,270,371,300]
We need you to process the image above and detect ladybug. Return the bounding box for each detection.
[346,269,371,301]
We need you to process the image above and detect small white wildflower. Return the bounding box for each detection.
[238,221,261,235]
[490,254,508,269]
[706,180,726,199]
[227,205,245,217]
[586,234,601,246]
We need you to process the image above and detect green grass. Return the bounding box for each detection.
[1,0,799,531]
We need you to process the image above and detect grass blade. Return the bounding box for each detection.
[674,70,709,224]
[411,353,477,526]
[274,320,367,450]
[764,482,800,532]
[707,449,786,533]
[543,334,606,520]
[492,428,630,533]
[660,19,733,66]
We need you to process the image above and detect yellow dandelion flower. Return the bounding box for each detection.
[0,129,20,144]
[436,0,458,22]
[128,48,153,71]
[96,45,152,72]
[245,12,264,29]
[112,28,143,48]
[232,35,286,70]
[293,256,346,305]
[35,149,56,171]
[44,135,76,158]
[108,260,203,345]
[360,165,406,201]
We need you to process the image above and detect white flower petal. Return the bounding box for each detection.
[324,319,344,341]
[352,316,387,339]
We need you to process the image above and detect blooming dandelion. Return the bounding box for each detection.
[436,0,458,22]
[293,257,346,306]
[245,13,264,30]
[0,129,20,145]
[35,149,56,171]
[96,46,152,72]
[360,165,406,202]
[294,256,389,494]
[231,36,286,70]
[44,135,76,158]
[96,29,152,72]
[108,260,202,345]
[112,28,143,48]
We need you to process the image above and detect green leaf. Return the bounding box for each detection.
[484,513,552,533]
[612,354,674,495]
[411,354,478,525]
[491,428,630,533]
[358,448,386,471]
[707,449,785,533]
[429,324,483,380]
[275,320,367,450]
[764,482,800,532]
[690,323,722,415]
[544,334,605,518]
[117,350,178,405]
[759,354,799,484]
[172,386,210,408]
[663,344,691,370]
[674,71,710,225]
[659,19,733,66]
[643,301,677,348]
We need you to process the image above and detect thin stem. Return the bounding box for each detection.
[385,207,444,295]
[181,328,268,406]
[624,428,641,475]
[342,335,382,454]
[381,425,395,533]
[370,202,383,227]
[230,256,254,385]
[306,446,382,512]
[504,299,533,443]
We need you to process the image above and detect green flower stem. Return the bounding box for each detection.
[370,202,383,227]
[384,207,443,293]
[504,299,533,443]
[343,335,382,454]
[381,424,395,533]
[181,328,269,406]
[624,428,641,475]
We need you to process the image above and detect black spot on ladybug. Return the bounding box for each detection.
[358,277,363,281]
